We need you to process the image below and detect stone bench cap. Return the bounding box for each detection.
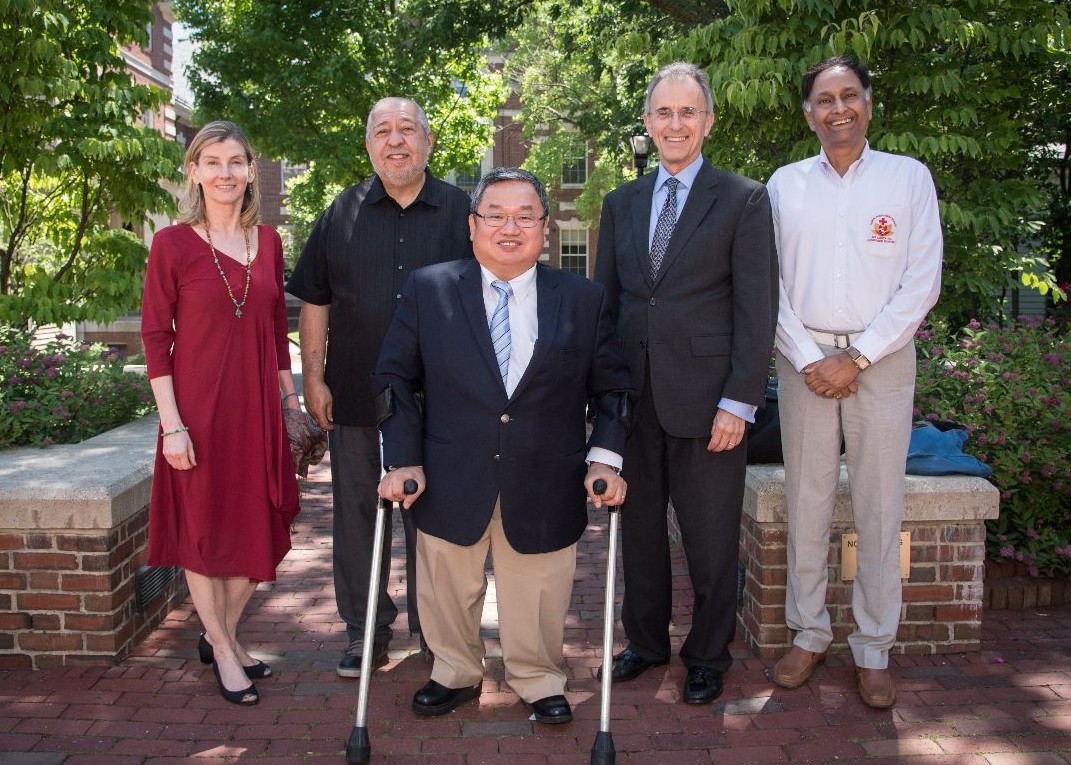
[0,414,159,530]
[744,462,1000,524]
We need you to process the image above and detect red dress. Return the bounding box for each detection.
[142,223,299,582]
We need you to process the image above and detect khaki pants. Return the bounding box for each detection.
[776,342,915,669]
[417,501,577,702]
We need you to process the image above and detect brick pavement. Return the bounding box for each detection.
[1,454,1069,764]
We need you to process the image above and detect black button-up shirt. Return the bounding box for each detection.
[286,171,472,425]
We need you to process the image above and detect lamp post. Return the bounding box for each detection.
[629,131,651,178]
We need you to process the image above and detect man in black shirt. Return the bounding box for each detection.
[286,97,473,677]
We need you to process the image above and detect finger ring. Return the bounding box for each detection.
[834,394,841,399]
[729,441,736,447]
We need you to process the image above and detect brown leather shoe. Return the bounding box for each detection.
[771,646,826,689]
[856,667,896,708]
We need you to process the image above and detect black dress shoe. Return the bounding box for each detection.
[601,648,668,683]
[524,694,572,724]
[412,679,481,716]
[682,666,723,704]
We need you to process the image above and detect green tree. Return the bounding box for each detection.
[0,0,184,328]
[175,0,521,257]
[670,0,1069,325]
[503,0,702,219]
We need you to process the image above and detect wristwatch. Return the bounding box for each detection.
[845,346,871,371]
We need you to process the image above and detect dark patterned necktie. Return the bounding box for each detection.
[649,177,680,279]
[489,280,513,387]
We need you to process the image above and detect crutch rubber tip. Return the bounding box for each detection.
[402,479,418,495]
[345,726,371,764]
[590,730,616,765]
[593,478,608,495]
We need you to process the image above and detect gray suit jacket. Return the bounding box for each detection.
[595,160,778,439]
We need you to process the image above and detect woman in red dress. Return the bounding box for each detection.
[142,121,300,706]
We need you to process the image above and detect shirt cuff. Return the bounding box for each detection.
[586,447,623,473]
[718,397,757,424]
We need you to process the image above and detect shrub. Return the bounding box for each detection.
[0,326,155,448]
[914,318,1071,576]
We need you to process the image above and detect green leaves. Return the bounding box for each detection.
[677,0,1069,325]
[915,318,1071,576]
[1,0,183,326]
[175,0,519,194]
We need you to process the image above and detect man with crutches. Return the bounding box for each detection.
[374,168,634,724]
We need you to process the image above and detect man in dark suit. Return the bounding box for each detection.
[374,167,634,725]
[595,62,778,703]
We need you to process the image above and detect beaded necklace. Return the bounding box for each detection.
[205,226,252,318]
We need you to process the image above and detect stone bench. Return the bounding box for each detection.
[739,463,1000,658]
[0,415,185,669]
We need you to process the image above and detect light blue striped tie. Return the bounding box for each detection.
[489,280,513,387]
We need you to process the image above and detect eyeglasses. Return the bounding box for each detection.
[646,107,710,124]
[472,212,546,229]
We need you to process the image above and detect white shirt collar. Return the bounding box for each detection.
[479,262,537,299]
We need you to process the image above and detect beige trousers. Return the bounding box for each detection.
[776,342,916,669]
[417,502,577,703]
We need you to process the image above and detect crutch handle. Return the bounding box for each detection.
[402,478,418,495]
[593,478,608,495]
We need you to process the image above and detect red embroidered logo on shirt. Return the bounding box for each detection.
[868,215,897,243]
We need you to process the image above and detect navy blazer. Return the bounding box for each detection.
[595,160,778,439]
[373,259,635,554]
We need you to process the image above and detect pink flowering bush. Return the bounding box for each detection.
[914,318,1071,577]
[0,327,154,448]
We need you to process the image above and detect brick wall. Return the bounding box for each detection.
[737,465,999,660]
[0,505,185,669]
[739,515,989,658]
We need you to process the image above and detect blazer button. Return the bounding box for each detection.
[500,414,510,423]
[640,339,648,349]
[649,297,657,306]
[493,454,501,461]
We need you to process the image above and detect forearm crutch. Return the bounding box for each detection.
[346,478,417,764]
[590,478,617,765]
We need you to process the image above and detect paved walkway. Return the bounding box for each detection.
[1,452,1070,765]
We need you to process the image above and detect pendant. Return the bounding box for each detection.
[235,308,243,317]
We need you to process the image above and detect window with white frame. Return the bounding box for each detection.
[559,227,588,277]
[560,140,588,187]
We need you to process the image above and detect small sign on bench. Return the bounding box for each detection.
[841,531,911,581]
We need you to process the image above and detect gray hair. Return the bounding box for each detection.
[365,97,431,139]
[470,167,550,219]
[643,62,714,115]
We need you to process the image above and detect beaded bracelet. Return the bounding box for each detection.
[282,392,299,401]
[161,426,189,437]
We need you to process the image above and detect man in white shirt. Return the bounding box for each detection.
[767,55,942,708]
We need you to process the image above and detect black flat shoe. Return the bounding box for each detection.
[599,648,668,683]
[682,666,723,704]
[199,632,272,678]
[411,679,481,716]
[524,694,572,724]
[211,662,259,706]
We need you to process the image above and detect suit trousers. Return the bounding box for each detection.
[775,343,916,669]
[620,369,747,673]
[329,424,420,645]
[417,503,577,703]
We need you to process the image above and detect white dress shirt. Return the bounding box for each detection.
[768,143,943,372]
[480,264,622,471]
